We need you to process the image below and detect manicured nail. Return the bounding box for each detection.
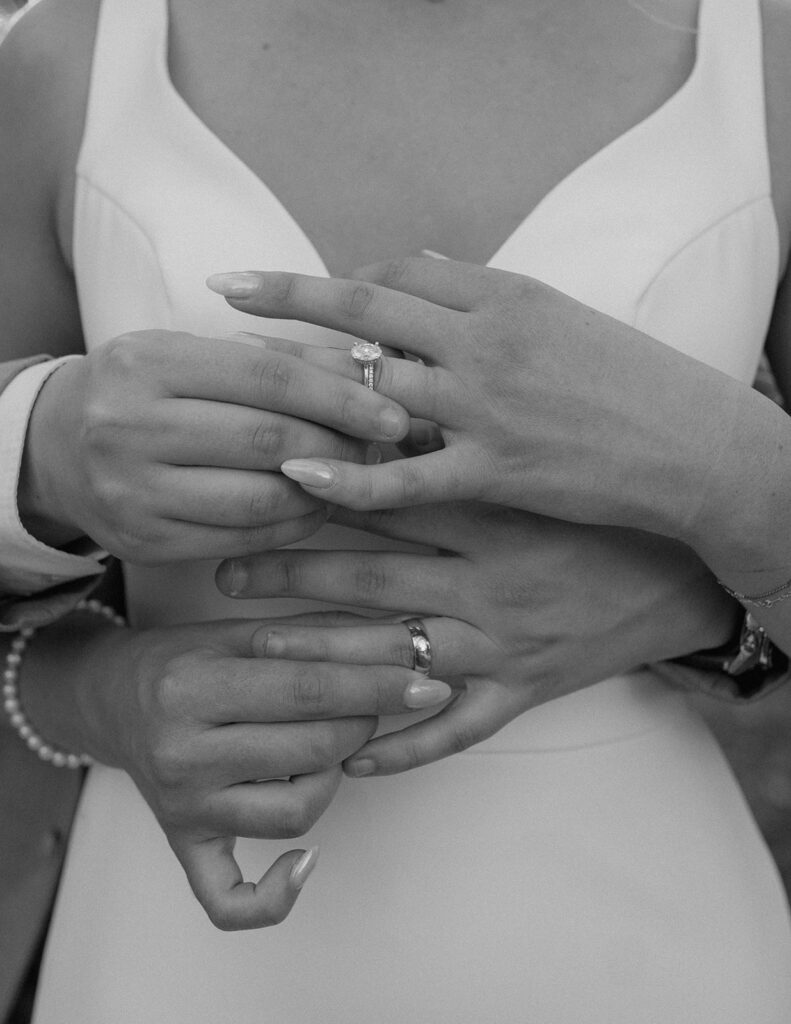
[281,460,336,488]
[289,847,320,890]
[378,409,404,439]
[206,272,261,298]
[226,560,248,596]
[346,759,376,778]
[404,678,452,709]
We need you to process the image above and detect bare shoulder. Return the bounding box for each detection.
[762,0,791,270]
[0,0,101,358]
[1,0,102,252]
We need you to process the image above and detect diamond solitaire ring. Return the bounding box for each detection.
[350,341,383,390]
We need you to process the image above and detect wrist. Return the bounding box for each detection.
[17,605,130,767]
[18,358,86,546]
[681,389,791,585]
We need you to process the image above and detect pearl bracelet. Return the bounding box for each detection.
[2,597,126,769]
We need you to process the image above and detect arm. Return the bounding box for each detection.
[213,501,743,774]
[2,605,449,927]
[0,2,410,573]
[206,257,791,666]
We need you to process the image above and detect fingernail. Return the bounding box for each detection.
[404,678,452,709]
[378,409,404,439]
[346,759,376,778]
[261,631,286,657]
[226,560,248,597]
[289,846,320,890]
[227,331,268,346]
[206,272,261,298]
[281,460,336,488]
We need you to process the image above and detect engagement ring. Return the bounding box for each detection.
[350,341,383,390]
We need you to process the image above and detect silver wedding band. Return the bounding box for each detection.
[403,618,432,676]
[350,341,383,390]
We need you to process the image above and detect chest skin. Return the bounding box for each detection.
[166,0,703,278]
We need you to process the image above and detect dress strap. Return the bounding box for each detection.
[77,0,169,176]
[693,0,772,195]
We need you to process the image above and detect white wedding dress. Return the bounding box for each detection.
[32,0,791,1019]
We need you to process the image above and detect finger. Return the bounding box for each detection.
[152,335,410,443]
[279,447,479,511]
[216,549,463,614]
[202,767,343,836]
[114,508,327,564]
[351,256,515,310]
[398,418,444,456]
[325,503,473,549]
[224,336,458,428]
[188,655,451,723]
[343,683,521,776]
[171,834,319,931]
[254,617,497,679]
[229,333,403,364]
[206,272,465,362]
[151,400,368,468]
[155,470,331,529]
[199,719,377,783]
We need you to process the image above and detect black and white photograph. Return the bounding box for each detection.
[2,0,791,1019]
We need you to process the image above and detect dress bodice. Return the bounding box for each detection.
[72,0,778,746]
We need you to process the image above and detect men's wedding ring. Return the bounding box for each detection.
[350,341,383,390]
[403,618,432,676]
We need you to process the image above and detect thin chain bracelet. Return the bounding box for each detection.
[719,577,791,610]
[2,598,126,769]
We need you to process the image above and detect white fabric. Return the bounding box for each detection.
[33,0,791,1020]
[0,356,104,593]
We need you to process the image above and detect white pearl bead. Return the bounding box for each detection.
[4,602,125,768]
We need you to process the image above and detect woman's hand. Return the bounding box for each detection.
[207,259,746,543]
[22,610,449,929]
[215,502,739,775]
[19,330,410,563]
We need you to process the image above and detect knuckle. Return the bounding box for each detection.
[204,901,241,932]
[272,556,303,595]
[395,736,424,771]
[395,460,423,506]
[245,487,278,526]
[305,724,342,769]
[254,355,295,405]
[249,416,285,463]
[378,257,412,290]
[340,282,375,320]
[335,386,361,431]
[288,667,333,712]
[351,559,388,602]
[148,737,190,791]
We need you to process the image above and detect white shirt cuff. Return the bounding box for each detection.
[0,356,106,594]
